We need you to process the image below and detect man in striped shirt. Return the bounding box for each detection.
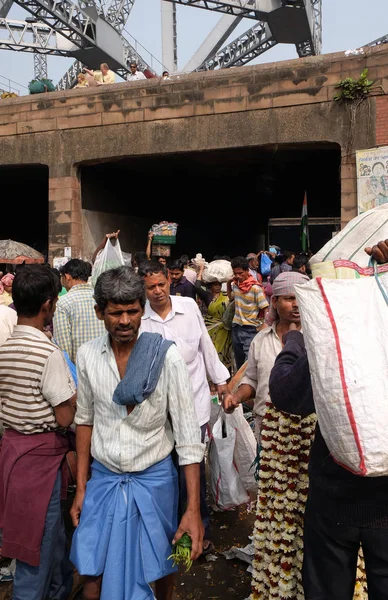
[53,259,105,363]
[227,256,269,370]
[0,264,75,600]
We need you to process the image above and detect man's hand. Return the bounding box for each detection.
[216,383,229,406]
[173,509,204,560]
[70,489,85,527]
[147,231,154,241]
[222,392,239,414]
[282,322,300,345]
[106,230,120,241]
[365,240,388,264]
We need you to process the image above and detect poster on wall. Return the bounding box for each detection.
[356,146,388,213]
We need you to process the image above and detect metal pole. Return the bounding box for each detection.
[161,0,177,72]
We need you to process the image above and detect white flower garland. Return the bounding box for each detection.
[250,402,368,600]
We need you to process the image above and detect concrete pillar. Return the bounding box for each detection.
[48,166,82,264]
[340,152,358,229]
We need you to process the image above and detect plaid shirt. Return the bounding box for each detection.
[53,283,105,364]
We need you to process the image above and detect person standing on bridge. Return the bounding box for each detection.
[128,62,147,81]
[84,63,115,85]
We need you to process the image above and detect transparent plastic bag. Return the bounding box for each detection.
[91,239,125,287]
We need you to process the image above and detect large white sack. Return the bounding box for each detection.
[294,275,388,476]
[310,203,388,268]
[202,259,233,284]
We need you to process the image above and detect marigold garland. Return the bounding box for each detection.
[250,402,368,600]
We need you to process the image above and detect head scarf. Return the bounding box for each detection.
[1,273,14,290]
[265,271,309,325]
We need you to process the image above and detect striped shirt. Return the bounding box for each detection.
[53,283,105,364]
[0,326,76,434]
[232,283,269,328]
[75,334,205,473]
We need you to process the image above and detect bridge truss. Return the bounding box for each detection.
[0,0,322,90]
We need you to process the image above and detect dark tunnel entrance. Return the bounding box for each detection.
[81,143,341,260]
[0,164,49,260]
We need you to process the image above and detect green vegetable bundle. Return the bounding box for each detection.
[168,533,193,572]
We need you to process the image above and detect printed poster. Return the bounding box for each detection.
[356,146,388,213]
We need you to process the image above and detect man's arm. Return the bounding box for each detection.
[173,463,203,559]
[146,231,154,259]
[70,425,93,527]
[42,349,76,425]
[223,338,257,413]
[166,347,205,559]
[269,329,314,417]
[194,300,230,388]
[226,278,234,301]
[91,230,120,264]
[70,349,95,527]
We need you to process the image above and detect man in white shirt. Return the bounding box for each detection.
[128,62,147,81]
[138,261,230,551]
[70,266,204,600]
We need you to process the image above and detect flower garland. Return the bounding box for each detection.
[250,402,368,600]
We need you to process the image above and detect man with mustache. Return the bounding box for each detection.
[70,266,204,600]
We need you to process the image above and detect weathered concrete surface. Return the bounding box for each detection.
[0,45,387,260]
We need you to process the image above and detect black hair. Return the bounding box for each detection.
[138,261,167,278]
[94,266,145,312]
[372,162,385,172]
[169,260,185,272]
[292,254,309,271]
[278,250,295,265]
[132,251,148,267]
[13,264,59,318]
[179,255,190,266]
[60,259,92,282]
[51,268,62,295]
[231,256,249,271]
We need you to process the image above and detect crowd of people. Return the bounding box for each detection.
[73,61,170,90]
[0,227,386,600]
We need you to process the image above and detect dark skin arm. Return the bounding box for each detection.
[365,240,388,264]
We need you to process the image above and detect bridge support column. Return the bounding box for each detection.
[48,166,83,265]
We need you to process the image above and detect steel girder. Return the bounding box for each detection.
[197,20,277,69]
[0,17,69,53]
[11,0,155,85]
[367,34,388,47]
[34,51,48,76]
[0,0,13,17]
[295,0,321,57]
[162,0,273,21]
[105,0,134,31]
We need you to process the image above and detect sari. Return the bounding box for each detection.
[204,293,232,370]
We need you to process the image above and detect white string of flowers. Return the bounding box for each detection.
[250,402,368,600]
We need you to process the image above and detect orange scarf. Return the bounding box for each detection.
[234,275,259,293]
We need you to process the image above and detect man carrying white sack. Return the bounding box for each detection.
[266,240,388,600]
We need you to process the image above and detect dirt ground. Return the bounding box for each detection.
[0,500,255,600]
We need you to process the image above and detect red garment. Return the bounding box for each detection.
[0,429,68,566]
[234,275,260,293]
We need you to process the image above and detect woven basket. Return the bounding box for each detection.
[153,235,176,244]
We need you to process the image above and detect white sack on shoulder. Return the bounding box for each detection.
[294,275,388,476]
[310,203,388,268]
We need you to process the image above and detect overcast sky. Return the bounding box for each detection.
[0,0,387,94]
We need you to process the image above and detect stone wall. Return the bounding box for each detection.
[0,45,387,260]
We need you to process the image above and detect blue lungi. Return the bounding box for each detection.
[70,455,178,600]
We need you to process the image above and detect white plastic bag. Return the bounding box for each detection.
[209,413,250,509]
[228,405,258,493]
[91,239,125,287]
[202,259,233,284]
[310,203,388,268]
[295,271,388,476]
[208,402,257,494]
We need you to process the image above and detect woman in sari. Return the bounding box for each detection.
[202,281,233,371]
